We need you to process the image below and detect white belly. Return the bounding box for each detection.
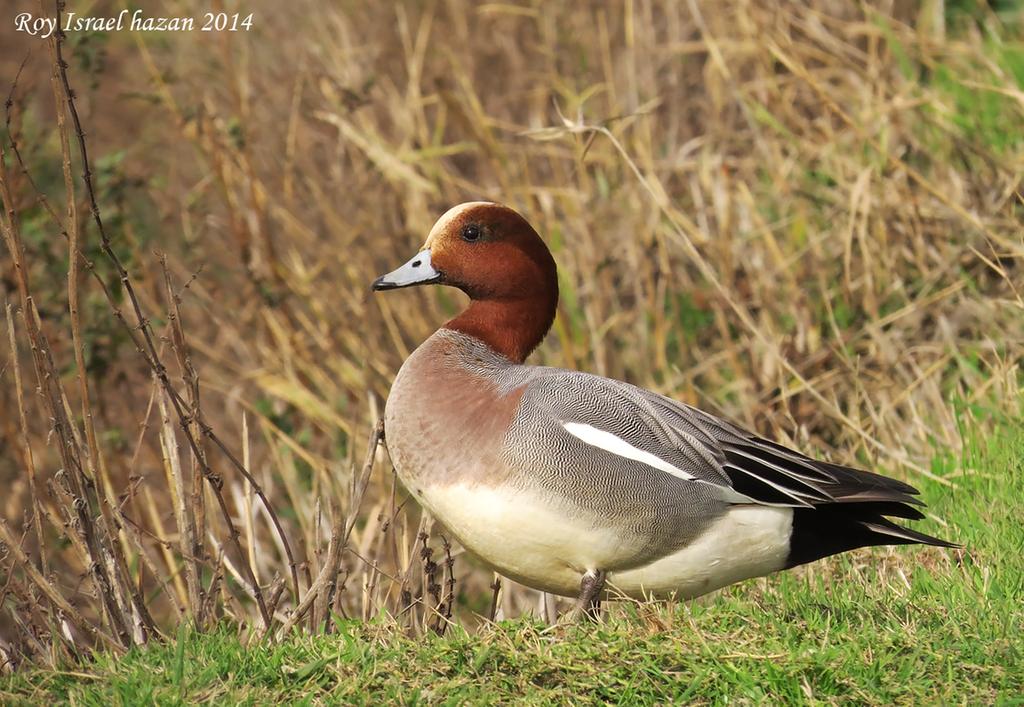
[416,483,794,599]
[612,505,794,598]
[416,483,624,595]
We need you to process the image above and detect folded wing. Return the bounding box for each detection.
[520,368,956,564]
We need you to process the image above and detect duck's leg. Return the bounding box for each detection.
[568,569,606,621]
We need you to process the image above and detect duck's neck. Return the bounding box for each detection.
[444,293,556,364]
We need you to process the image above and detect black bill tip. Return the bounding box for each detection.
[371,275,396,292]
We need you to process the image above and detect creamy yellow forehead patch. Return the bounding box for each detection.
[424,201,496,248]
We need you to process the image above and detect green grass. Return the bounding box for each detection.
[3,411,1021,705]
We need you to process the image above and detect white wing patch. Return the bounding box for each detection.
[562,422,696,481]
[561,420,759,505]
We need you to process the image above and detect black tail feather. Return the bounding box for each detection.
[786,505,959,568]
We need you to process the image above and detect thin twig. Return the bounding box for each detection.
[4,305,45,576]
[48,0,309,624]
[274,419,382,640]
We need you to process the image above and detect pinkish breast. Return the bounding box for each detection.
[383,331,525,491]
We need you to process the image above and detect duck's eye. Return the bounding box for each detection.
[461,224,482,242]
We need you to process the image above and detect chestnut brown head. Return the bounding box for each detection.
[373,202,559,362]
[372,202,557,299]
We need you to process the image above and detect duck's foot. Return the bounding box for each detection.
[566,569,606,622]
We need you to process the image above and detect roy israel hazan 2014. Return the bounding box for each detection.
[13,9,245,39]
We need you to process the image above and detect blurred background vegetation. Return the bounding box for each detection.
[0,0,1021,670]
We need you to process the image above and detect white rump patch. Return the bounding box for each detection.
[562,421,695,481]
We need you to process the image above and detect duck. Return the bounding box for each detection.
[371,201,956,614]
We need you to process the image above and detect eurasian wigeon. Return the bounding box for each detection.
[372,202,955,615]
